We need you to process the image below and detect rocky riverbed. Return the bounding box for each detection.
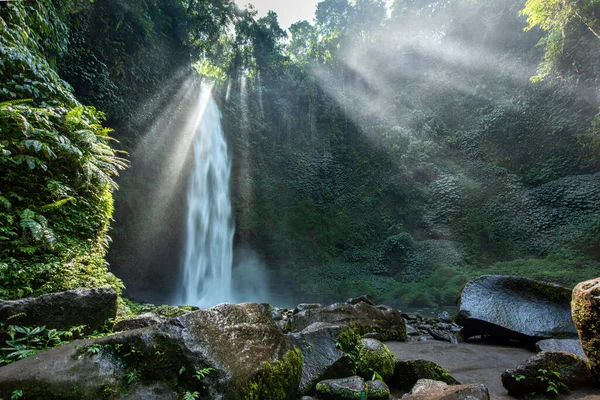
[1,275,600,399]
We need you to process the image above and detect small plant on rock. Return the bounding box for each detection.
[536,368,569,396]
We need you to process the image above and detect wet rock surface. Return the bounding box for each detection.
[572,277,600,384]
[502,351,593,396]
[0,303,302,400]
[0,287,117,335]
[456,275,577,341]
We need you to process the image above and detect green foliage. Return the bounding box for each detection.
[244,347,303,400]
[182,392,199,400]
[0,324,86,365]
[536,368,569,396]
[0,1,127,300]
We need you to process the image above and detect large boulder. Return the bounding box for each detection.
[289,302,406,341]
[456,275,576,341]
[0,303,302,400]
[403,379,489,400]
[0,287,117,334]
[501,351,593,396]
[388,359,459,392]
[572,277,600,384]
[288,323,353,395]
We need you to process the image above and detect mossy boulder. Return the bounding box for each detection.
[0,303,302,399]
[315,376,366,400]
[572,277,600,384]
[358,338,396,380]
[501,351,593,396]
[365,379,390,400]
[289,301,407,341]
[388,359,459,391]
[456,275,576,341]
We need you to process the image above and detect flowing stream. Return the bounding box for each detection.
[180,85,233,307]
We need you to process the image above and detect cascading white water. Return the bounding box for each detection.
[180,85,234,307]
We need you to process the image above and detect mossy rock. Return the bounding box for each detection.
[388,359,459,391]
[365,379,390,400]
[572,277,600,384]
[501,351,593,395]
[0,303,302,399]
[244,347,303,400]
[315,376,366,400]
[358,339,396,381]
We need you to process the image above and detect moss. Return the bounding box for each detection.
[244,347,303,400]
[358,340,396,380]
[365,380,390,400]
[315,379,364,400]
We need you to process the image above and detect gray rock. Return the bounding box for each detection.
[293,303,323,314]
[389,359,459,391]
[0,287,117,335]
[436,311,452,322]
[403,379,490,400]
[0,303,302,400]
[315,376,366,400]
[406,324,420,336]
[288,323,353,395]
[501,351,593,396]
[428,328,458,344]
[456,275,577,341]
[346,295,376,306]
[289,302,406,341]
[365,379,390,400]
[536,339,586,360]
[113,312,167,332]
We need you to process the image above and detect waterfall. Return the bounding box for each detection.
[180,84,234,307]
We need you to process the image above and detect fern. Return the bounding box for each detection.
[19,209,56,249]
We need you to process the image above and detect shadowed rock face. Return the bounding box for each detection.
[289,302,407,341]
[572,278,600,384]
[501,351,593,396]
[289,323,353,395]
[0,287,117,335]
[0,303,302,400]
[456,275,576,341]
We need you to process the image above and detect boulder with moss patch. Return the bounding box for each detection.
[358,338,396,380]
[0,303,302,399]
[365,379,390,400]
[501,351,593,396]
[289,302,406,341]
[572,277,600,384]
[315,376,366,400]
[388,359,459,392]
[289,323,353,395]
[456,275,576,341]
